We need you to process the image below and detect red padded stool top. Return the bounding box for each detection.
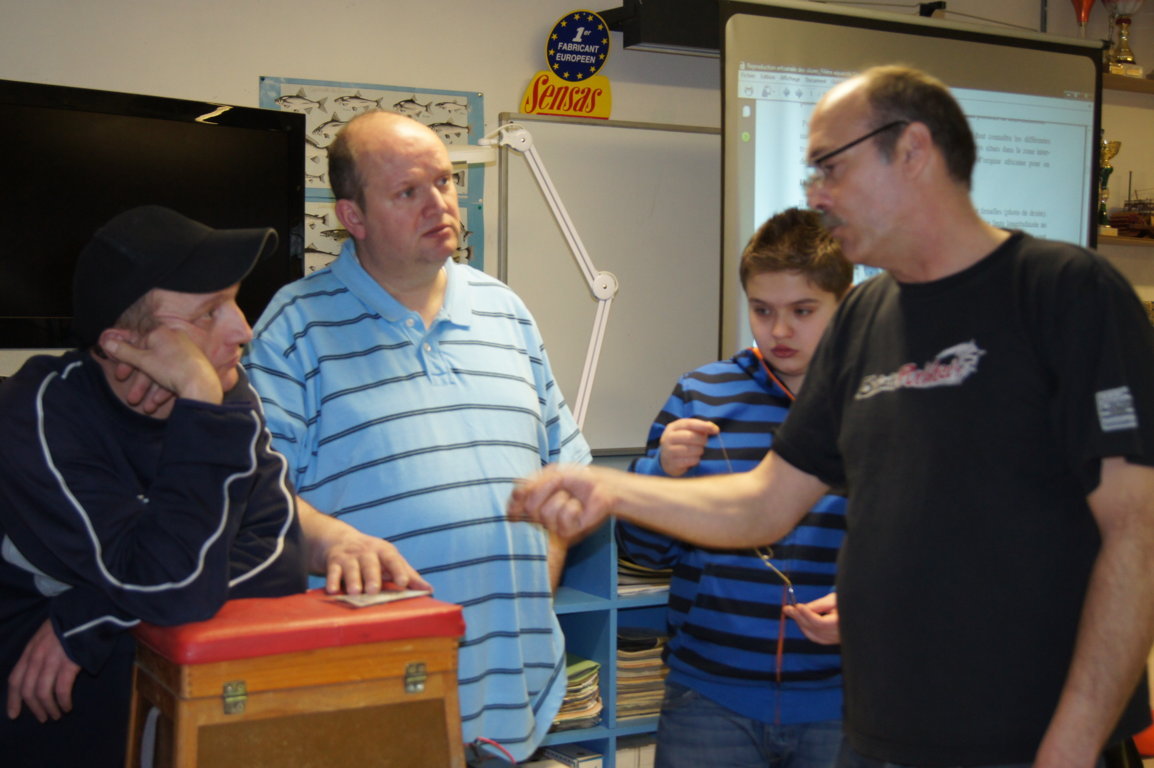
[1135,711,1154,757]
[133,589,464,665]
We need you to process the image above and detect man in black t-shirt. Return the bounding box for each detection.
[509,66,1154,768]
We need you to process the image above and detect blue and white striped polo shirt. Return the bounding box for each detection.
[245,241,590,760]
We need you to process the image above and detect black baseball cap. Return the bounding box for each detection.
[71,205,278,346]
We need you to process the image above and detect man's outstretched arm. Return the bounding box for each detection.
[509,451,828,549]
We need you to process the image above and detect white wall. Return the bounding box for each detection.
[1,0,1151,375]
[0,0,723,137]
[0,0,722,373]
[3,0,1137,271]
[6,0,1116,129]
[0,0,720,303]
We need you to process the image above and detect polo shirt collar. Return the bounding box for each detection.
[331,239,472,329]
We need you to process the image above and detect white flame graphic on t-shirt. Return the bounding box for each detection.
[855,340,986,400]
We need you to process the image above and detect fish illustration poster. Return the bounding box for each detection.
[259,76,485,271]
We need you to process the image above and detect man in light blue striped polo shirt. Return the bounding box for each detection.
[245,111,590,766]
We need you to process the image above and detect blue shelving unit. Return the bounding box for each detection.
[544,519,667,766]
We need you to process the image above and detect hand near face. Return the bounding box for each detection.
[114,361,177,415]
[101,325,223,406]
[659,418,721,477]
[784,591,840,645]
[6,620,80,723]
[99,285,251,411]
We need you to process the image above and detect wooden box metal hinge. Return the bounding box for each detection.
[405,662,427,693]
[222,680,247,714]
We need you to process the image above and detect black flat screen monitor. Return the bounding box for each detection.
[720,0,1102,353]
[0,79,305,348]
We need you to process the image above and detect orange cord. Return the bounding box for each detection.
[751,346,794,723]
[471,737,517,764]
[750,346,796,403]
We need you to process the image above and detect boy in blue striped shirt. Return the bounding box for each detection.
[618,207,852,768]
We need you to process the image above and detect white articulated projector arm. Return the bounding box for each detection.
[471,123,619,430]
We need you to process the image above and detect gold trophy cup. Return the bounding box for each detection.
[1102,0,1147,76]
[1100,134,1122,236]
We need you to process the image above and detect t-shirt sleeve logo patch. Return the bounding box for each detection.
[1096,386,1137,432]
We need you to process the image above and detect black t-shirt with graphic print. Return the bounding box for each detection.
[775,232,1154,766]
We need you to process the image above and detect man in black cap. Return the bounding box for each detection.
[0,205,428,767]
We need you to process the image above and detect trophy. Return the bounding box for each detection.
[1100,132,1122,235]
[1071,0,1096,37]
[1101,0,1146,75]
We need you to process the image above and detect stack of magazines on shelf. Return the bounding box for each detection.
[616,556,671,597]
[615,627,668,721]
[550,654,602,732]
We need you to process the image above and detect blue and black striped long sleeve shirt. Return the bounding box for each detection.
[618,347,846,725]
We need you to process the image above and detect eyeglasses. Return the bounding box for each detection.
[801,120,909,193]
[715,432,798,606]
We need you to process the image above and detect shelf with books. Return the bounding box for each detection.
[546,519,670,767]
